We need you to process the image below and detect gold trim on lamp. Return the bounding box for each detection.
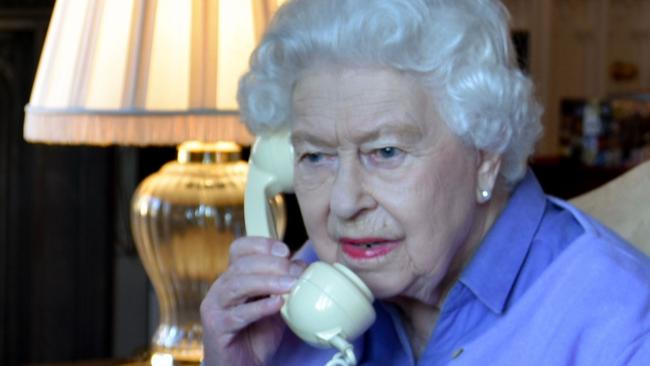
[24,109,249,146]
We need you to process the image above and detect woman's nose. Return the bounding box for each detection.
[329,160,376,220]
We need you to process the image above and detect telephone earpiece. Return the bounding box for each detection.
[244,128,294,239]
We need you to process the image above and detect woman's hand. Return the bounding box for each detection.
[200,237,306,366]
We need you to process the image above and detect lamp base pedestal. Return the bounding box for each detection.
[130,142,249,365]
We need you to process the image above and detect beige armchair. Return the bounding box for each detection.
[570,160,650,256]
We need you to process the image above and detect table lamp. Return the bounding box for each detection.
[23,0,286,364]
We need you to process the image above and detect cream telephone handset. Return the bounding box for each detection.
[244,129,376,366]
[244,129,295,239]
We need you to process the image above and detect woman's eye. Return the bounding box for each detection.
[301,152,325,164]
[364,146,405,168]
[306,153,322,163]
[373,147,401,159]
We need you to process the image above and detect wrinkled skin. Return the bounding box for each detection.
[200,66,503,364]
[200,237,306,365]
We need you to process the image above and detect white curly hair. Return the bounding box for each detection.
[238,0,543,185]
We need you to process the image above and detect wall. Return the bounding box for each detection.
[504,0,650,156]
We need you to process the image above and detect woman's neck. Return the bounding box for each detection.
[391,297,440,359]
[391,188,509,359]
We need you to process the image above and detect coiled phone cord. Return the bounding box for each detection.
[325,334,357,366]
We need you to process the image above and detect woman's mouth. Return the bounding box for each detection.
[339,237,399,260]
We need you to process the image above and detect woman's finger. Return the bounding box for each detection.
[229,237,290,263]
[216,273,296,308]
[229,254,304,277]
[217,295,284,335]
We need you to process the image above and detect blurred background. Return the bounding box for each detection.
[1,0,649,364]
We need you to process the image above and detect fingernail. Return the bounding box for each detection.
[279,276,296,290]
[289,263,304,277]
[271,242,289,257]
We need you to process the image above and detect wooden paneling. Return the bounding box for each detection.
[26,145,114,362]
[0,0,54,7]
[1,6,114,365]
[0,26,38,366]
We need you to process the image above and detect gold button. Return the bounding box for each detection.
[452,348,464,359]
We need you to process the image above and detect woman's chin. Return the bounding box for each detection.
[348,267,409,300]
[365,278,407,300]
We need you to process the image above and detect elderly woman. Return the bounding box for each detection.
[201,0,650,365]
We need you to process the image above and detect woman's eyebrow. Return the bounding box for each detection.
[290,130,334,147]
[291,122,423,148]
[356,120,424,145]
[377,123,423,140]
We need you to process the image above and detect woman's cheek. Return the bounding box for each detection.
[295,177,336,257]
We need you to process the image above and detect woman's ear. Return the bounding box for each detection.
[475,150,502,204]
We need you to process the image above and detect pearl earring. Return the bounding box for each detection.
[479,190,491,202]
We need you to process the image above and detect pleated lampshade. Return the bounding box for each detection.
[24,0,285,146]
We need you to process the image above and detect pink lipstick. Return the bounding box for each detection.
[340,237,399,260]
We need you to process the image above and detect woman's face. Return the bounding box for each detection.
[291,67,484,302]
